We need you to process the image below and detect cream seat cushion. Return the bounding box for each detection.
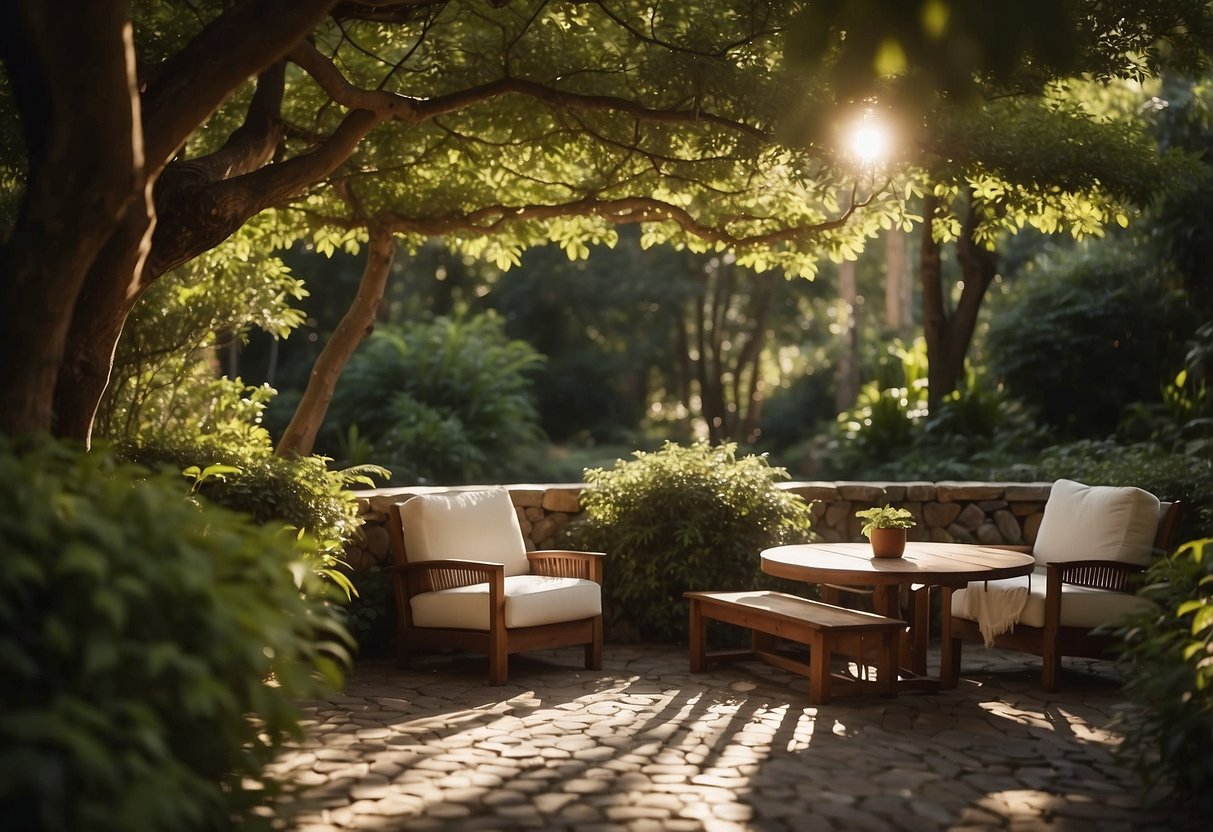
[411,575,602,630]
[951,567,1154,630]
[399,487,531,577]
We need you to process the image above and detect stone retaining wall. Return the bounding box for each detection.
[347,481,1053,570]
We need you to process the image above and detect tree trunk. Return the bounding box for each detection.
[276,227,397,457]
[920,193,948,412]
[51,204,156,444]
[0,1,145,438]
[885,228,911,335]
[52,95,377,445]
[3,1,339,443]
[834,259,860,412]
[920,192,998,412]
[735,272,775,443]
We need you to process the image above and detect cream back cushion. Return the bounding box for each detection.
[1032,479,1160,567]
[399,487,530,576]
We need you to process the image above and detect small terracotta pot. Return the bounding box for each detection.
[868,527,907,558]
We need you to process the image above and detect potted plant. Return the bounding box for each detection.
[855,505,916,558]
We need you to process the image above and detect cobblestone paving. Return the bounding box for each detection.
[267,645,1197,831]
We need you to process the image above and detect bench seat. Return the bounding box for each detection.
[685,590,904,704]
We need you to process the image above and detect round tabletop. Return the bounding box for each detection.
[760,541,1036,587]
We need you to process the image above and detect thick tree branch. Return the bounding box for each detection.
[188,63,287,184]
[148,108,381,279]
[153,63,288,214]
[141,0,336,173]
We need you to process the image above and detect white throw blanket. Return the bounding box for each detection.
[962,585,1030,647]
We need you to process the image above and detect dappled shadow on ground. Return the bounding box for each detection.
[267,645,1198,831]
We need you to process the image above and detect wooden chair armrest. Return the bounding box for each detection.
[528,550,605,583]
[384,559,504,593]
[1044,559,1144,593]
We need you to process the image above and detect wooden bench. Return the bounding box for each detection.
[684,590,904,704]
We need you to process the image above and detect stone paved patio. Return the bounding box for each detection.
[267,645,1198,831]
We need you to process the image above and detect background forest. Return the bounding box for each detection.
[104,73,1213,532]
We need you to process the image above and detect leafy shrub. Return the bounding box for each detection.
[986,244,1193,438]
[1115,539,1213,812]
[1120,320,1213,457]
[340,566,396,658]
[996,440,1213,541]
[118,435,384,599]
[574,440,815,642]
[321,314,546,485]
[819,338,1047,481]
[96,232,305,445]
[0,437,349,831]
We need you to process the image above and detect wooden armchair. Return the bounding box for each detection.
[940,479,1182,692]
[385,487,604,685]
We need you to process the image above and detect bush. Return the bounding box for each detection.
[818,339,1048,481]
[0,438,350,831]
[996,440,1213,541]
[118,435,384,600]
[340,566,396,658]
[986,244,1193,438]
[573,440,815,642]
[321,315,546,485]
[1115,539,1213,812]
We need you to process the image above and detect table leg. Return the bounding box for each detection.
[874,584,933,681]
[872,585,909,666]
[907,585,931,677]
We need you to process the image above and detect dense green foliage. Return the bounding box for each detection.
[1116,539,1213,813]
[321,315,546,485]
[997,441,1213,542]
[986,244,1193,437]
[0,438,349,831]
[1120,320,1213,458]
[118,435,383,600]
[97,231,306,445]
[574,440,814,642]
[817,338,1047,480]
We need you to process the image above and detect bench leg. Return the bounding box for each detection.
[809,632,830,704]
[585,616,603,670]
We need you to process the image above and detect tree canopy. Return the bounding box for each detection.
[2,0,1210,443]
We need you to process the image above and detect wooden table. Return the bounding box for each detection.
[760,542,1035,690]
